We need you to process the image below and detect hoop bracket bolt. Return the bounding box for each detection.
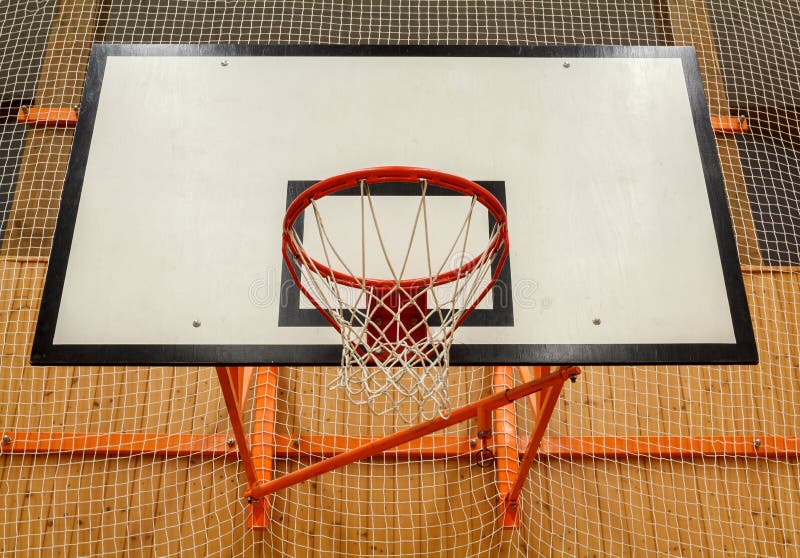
[1,434,11,445]
[226,438,236,447]
[569,374,578,383]
[754,438,762,449]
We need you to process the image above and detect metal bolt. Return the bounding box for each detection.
[374,347,384,354]
[509,503,518,510]
[192,320,201,328]
[592,318,601,325]
[469,438,478,448]
[1,434,11,445]
[221,60,229,67]
[563,61,571,68]
[292,438,301,448]
[246,496,257,504]
[477,430,492,439]
[569,374,578,383]
[738,114,746,125]
[226,438,235,447]
[754,438,762,448]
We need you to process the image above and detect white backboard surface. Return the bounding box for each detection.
[33,45,756,365]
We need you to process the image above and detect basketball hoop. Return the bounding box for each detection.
[282,166,509,421]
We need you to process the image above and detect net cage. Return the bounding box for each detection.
[1,1,799,557]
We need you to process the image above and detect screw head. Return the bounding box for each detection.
[754,438,762,448]
[292,438,301,448]
[469,438,478,448]
[569,374,578,383]
[1,434,11,444]
[563,61,571,68]
[226,438,235,447]
[509,503,518,510]
[221,60,229,67]
[192,320,201,328]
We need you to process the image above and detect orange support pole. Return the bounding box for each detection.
[247,366,579,500]
[248,366,279,529]
[505,374,572,509]
[215,366,259,489]
[493,366,520,528]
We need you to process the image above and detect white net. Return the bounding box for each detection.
[1,1,799,557]
[284,173,507,422]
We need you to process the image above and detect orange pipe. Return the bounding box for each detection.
[1,432,795,460]
[17,106,78,127]
[270,434,475,458]
[537,435,796,459]
[248,366,279,529]
[246,366,578,500]
[710,115,749,134]
[0,431,237,459]
[215,366,259,488]
[493,366,520,528]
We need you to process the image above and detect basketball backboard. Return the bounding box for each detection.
[32,44,757,366]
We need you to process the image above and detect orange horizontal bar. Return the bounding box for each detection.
[17,106,78,127]
[2,432,797,461]
[0,431,237,460]
[272,434,475,459]
[710,115,749,134]
[538,436,800,459]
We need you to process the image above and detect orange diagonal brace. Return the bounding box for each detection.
[248,366,279,529]
[493,366,520,528]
